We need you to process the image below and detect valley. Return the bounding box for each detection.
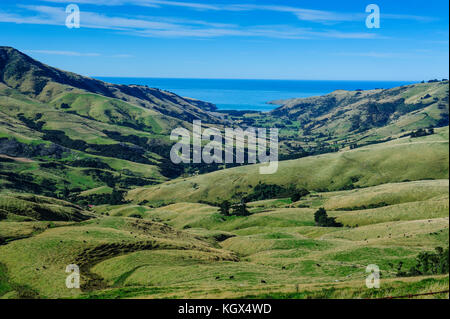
[0,47,448,299]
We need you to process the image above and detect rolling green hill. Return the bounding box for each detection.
[270,81,449,138]
[0,46,220,124]
[1,179,447,298]
[0,47,448,299]
[0,47,229,199]
[1,48,449,200]
[128,127,449,205]
[0,192,90,222]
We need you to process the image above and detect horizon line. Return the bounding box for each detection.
[92,76,423,82]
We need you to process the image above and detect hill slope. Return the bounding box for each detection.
[1,47,448,201]
[0,47,225,198]
[128,127,449,204]
[270,81,449,140]
[0,47,220,123]
[0,48,448,299]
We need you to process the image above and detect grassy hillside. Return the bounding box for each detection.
[271,81,449,138]
[2,175,447,299]
[0,47,220,124]
[0,47,228,200]
[128,127,449,204]
[0,82,176,200]
[1,48,449,202]
[215,80,448,158]
[0,47,448,299]
[0,216,237,298]
[0,193,90,222]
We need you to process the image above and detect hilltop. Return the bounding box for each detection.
[0,47,219,123]
[0,47,227,201]
[271,81,449,132]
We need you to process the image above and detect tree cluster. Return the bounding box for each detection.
[314,208,343,227]
[410,128,434,138]
[244,182,310,202]
[397,247,449,277]
[219,200,250,217]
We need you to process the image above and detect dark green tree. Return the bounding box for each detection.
[232,201,250,217]
[398,247,449,277]
[219,200,231,216]
[314,208,343,227]
[314,208,328,226]
[109,189,125,205]
[290,188,310,202]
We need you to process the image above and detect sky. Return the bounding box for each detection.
[0,0,448,80]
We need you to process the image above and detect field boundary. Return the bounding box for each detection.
[379,290,449,299]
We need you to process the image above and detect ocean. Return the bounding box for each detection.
[96,78,412,112]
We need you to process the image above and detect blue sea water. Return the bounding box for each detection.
[96,77,413,112]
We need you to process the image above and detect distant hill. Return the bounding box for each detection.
[270,81,449,138]
[128,127,449,204]
[0,47,448,205]
[0,47,226,200]
[0,47,219,123]
[0,192,90,222]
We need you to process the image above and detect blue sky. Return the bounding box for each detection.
[0,0,448,80]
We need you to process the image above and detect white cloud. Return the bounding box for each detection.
[0,11,60,26]
[39,0,435,24]
[40,0,221,10]
[0,5,379,40]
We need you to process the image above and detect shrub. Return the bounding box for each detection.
[397,247,449,277]
[232,202,251,217]
[314,208,343,227]
[0,210,7,221]
[290,188,310,202]
[219,200,231,216]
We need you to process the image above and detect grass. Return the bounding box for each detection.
[332,196,449,227]
[0,192,90,221]
[0,221,71,243]
[0,88,169,188]
[49,92,163,134]
[0,135,449,299]
[322,179,449,210]
[2,176,444,299]
[1,49,448,299]
[242,276,449,299]
[99,180,449,298]
[128,130,449,204]
[0,216,237,298]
